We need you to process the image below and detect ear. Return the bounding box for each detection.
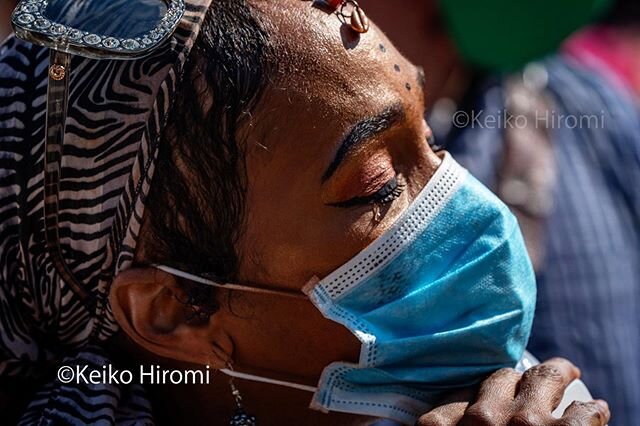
[109,268,233,367]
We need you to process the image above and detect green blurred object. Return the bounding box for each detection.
[439,0,612,70]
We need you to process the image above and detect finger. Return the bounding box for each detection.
[416,387,475,426]
[516,358,581,413]
[459,368,521,426]
[555,400,610,426]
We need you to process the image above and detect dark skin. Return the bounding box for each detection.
[108,1,610,425]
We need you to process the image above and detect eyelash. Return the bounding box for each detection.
[330,175,406,208]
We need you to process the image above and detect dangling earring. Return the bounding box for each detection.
[227,365,257,426]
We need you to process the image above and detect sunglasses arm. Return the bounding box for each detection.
[43,49,94,307]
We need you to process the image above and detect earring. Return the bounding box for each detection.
[227,365,257,426]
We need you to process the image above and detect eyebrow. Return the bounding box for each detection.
[321,103,405,183]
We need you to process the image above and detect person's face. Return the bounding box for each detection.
[111,0,443,386]
[236,0,442,290]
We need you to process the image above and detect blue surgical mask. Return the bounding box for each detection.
[156,152,537,425]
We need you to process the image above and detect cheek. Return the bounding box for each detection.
[236,128,436,290]
[237,198,373,290]
[236,147,369,289]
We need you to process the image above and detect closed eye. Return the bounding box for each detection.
[327,175,406,208]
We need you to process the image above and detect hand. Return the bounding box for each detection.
[417,358,610,426]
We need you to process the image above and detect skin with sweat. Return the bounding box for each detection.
[108,2,610,425]
[113,3,432,424]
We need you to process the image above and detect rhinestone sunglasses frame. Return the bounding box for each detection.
[10,0,186,306]
[11,0,185,59]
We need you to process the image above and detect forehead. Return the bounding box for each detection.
[256,0,423,119]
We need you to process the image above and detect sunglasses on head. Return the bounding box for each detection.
[11,0,185,305]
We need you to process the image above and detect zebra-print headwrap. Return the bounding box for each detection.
[0,1,212,423]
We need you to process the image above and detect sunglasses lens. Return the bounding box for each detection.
[43,0,169,39]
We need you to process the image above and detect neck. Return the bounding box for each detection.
[143,369,377,426]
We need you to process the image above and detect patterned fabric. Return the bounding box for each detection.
[0,1,211,423]
[444,55,640,426]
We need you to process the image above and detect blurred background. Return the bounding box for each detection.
[2,0,638,424]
